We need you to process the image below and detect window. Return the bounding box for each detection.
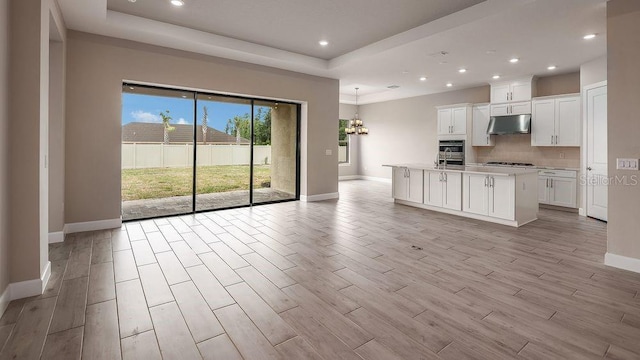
[339,119,350,164]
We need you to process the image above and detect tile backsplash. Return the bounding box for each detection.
[473,134,580,168]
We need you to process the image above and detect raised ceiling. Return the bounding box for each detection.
[107,0,486,59]
[57,0,607,104]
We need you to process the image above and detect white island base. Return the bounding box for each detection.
[386,164,539,228]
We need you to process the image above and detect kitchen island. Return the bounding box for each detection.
[384,164,538,227]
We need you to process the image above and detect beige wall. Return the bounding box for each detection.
[536,72,580,97]
[339,103,358,177]
[0,0,9,303]
[607,0,640,259]
[581,56,607,87]
[357,86,490,179]
[65,32,339,223]
[9,0,50,284]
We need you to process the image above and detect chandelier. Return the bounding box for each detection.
[345,87,368,135]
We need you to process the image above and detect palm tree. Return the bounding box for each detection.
[159,110,175,144]
[202,106,208,144]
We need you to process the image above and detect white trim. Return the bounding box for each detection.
[48,231,65,244]
[0,285,9,318]
[9,261,51,301]
[339,175,360,181]
[64,218,122,234]
[605,253,640,274]
[395,199,535,228]
[579,207,586,216]
[300,192,339,202]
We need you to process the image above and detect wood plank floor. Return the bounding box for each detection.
[1,180,639,359]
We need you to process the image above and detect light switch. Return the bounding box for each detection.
[617,158,639,170]
[325,149,332,156]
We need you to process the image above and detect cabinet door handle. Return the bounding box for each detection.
[486,136,489,145]
[439,172,442,181]
[484,177,488,187]
[555,135,558,144]
[551,135,554,145]
[506,93,509,101]
[546,178,549,188]
[490,177,495,188]
[443,173,447,182]
[550,179,553,188]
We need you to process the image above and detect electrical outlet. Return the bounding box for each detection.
[617,158,639,170]
[325,149,332,156]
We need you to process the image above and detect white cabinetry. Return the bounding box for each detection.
[490,77,535,117]
[490,101,532,116]
[437,104,471,135]
[472,104,494,147]
[531,95,580,147]
[463,173,515,220]
[538,169,577,208]
[491,78,535,103]
[424,171,462,210]
[392,167,423,203]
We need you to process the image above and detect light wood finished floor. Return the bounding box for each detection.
[1,180,639,360]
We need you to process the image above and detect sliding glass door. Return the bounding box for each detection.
[195,95,251,211]
[121,84,299,220]
[121,85,195,220]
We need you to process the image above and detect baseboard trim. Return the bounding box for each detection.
[604,253,640,274]
[9,261,51,301]
[48,231,64,244]
[64,218,122,234]
[0,284,9,319]
[579,208,586,216]
[300,192,339,202]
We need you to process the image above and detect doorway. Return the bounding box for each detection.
[584,81,608,221]
[121,84,300,221]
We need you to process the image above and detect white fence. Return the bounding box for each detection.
[122,144,272,169]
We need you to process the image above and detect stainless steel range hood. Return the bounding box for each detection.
[486,114,531,135]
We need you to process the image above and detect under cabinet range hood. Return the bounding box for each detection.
[486,114,531,135]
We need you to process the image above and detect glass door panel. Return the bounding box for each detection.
[121,85,195,220]
[195,94,252,211]
[252,100,297,204]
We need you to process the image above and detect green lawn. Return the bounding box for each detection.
[122,165,271,201]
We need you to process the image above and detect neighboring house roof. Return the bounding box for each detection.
[122,122,250,144]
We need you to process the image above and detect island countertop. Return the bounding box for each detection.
[382,163,539,176]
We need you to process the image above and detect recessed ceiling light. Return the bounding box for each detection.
[583,33,596,40]
[171,0,184,6]
[419,77,427,81]
[547,65,557,70]
[459,68,467,73]
[319,40,329,46]
[510,58,519,63]
[492,75,500,80]
[446,83,453,87]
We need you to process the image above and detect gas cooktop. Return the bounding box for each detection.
[485,161,535,167]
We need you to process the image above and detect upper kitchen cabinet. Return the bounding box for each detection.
[490,77,536,104]
[437,104,472,136]
[490,101,532,116]
[472,104,494,146]
[531,94,580,147]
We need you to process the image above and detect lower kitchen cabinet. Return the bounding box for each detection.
[424,171,462,210]
[392,167,423,203]
[463,173,515,220]
[538,169,577,208]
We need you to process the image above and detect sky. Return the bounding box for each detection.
[121,93,256,131]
